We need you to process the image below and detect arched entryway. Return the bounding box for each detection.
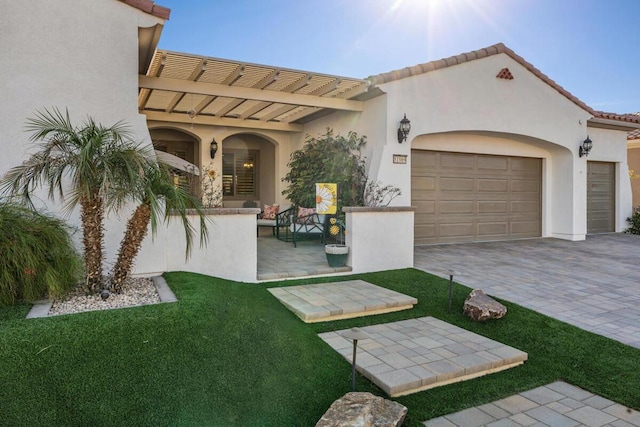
[221,133,276,208]
[150,128,201,195]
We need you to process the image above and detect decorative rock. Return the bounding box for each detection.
[315,392,407,427]
[463,289,507,321]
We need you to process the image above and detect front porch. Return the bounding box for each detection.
[256,233,351,281]
[138,206,414,283]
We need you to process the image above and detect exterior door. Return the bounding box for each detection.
[587,161,615,233]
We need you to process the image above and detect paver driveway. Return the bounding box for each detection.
[414,234,640,349]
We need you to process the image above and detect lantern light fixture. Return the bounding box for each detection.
[210,139,219,159]
[397,114,411,143]
[579,136,593,157]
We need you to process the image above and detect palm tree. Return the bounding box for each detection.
[110,162,209,293]
[0,108,154,293]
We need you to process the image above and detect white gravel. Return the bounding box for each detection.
[49,277,160,316]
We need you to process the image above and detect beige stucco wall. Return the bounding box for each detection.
[300,53,633,240]
[628,143,640,208]
[0,0,165,273]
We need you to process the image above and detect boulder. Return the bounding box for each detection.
[316,392,407,427]
[463,289,507,321]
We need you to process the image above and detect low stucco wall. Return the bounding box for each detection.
[344,207,415,274]
[134,208,260,283]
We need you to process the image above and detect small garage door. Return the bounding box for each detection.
[412,150,542,245]
[587,161,615,234]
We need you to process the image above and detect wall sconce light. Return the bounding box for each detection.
[579,136,593,157]
[210,139,218,159]
[397,113,411,143]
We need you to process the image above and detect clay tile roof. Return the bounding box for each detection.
[625,113,640,139]
[368,43,596,116]
[595,111,640,123]
[119,0,170,19]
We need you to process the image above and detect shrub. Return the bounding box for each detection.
[282,129,367,211]
[363,180,402,207]
[625,208,640,235]
[0,203,82,305]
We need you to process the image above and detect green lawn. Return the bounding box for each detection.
[1,269,639,426]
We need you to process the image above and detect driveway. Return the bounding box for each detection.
[414,234,640,348]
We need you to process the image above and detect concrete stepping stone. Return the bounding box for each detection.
[319,316,528,397]
[423,381,640,426]
[268,280,417,323]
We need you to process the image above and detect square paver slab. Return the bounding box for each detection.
[320,316,527,397]
[268,280,417,323]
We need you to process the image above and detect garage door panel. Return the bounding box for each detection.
[478,201,508,213]
[439,201,474,214]
[510,157,541,172]
[440,153,475,168]
[415,224,436,239]
[477,156,508,171]
[478,179,508,192]
[477,222,508,236]
[413,200,435,214]
[439,223,474,237]
[511,220,540,235]
[511,200,540,213]
[412,151,437,167]
[412,176,436,191]
[511,179,540,192]
[439,177,474,191]
[412,150,541,244]
[589,162,613,175]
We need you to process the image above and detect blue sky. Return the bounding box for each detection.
[156,0,639,114]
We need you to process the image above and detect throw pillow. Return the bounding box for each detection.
[263,204,279,220]
[297,207,316,224]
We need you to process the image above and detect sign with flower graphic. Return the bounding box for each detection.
[315,183,337,214]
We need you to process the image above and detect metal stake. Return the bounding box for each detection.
[351,339,358,392]
[341,327,370,392]
[446,269,457,313]
[448,274,454,313]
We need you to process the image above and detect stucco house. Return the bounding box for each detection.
[2,0,640,282]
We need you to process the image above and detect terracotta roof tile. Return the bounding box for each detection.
[629,128,640,140]
[595,111,640,124]
[119,0,170,19]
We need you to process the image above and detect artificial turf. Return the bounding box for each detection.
[1,269,638,426]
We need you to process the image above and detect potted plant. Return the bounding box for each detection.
[325,217,348,267]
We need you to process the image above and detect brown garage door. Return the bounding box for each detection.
[587,161,615,234]
[412,150,542,245]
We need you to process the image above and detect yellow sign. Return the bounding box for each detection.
[315,183,337,214]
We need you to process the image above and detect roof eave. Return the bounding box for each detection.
[588,117,640,132]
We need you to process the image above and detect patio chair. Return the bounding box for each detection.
[289,210,326,248]
[257,205,293,239]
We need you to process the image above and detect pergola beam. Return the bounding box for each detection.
[139,75,364,112]
[142,111,303,132]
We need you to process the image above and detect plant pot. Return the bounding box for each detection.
[325,244,349,267]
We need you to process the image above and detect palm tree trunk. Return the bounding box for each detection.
[111,203,151,293]
[80,194,104,293]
